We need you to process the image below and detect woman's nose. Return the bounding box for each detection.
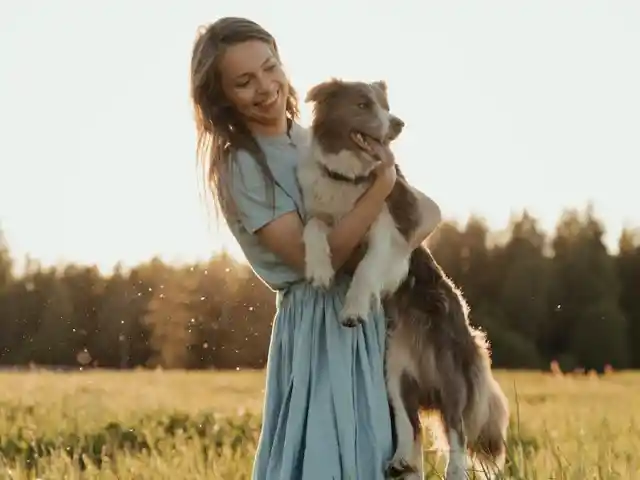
[256,74,272,94]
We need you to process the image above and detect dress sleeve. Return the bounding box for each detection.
[227,150,298,234]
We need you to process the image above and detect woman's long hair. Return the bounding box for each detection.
[189,17,300,222]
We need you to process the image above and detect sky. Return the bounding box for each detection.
[1,0,639,273]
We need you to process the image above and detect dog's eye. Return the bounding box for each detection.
[357,102,368,109]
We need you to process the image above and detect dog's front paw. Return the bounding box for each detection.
[340,314,364,328]
[303,218,335,288]
[340,288,372,327]
[306,262,334,289]
[385,456,417,479]
[339,304,368,328]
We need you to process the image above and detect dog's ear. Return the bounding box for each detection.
[371,80,388,94]
[305,78,343,104]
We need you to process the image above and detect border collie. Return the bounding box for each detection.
[297,78,510,479]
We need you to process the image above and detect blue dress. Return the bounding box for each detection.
[225,123,394,479]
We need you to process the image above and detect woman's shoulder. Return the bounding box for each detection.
[226,124,309,211]
[226,147,271,193]
[290,122,311,148]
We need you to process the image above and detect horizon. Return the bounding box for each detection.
[2,1,639,274]
[1,203,636,277]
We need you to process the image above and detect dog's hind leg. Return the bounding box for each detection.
[442,417,467,480]
[438,364,469,480]
[403,433,425,480]
[385,342,421,477]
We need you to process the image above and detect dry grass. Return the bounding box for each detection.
[0,369,638,479]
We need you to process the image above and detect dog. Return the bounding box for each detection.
[297,79,415,327]
[297,78,510,479]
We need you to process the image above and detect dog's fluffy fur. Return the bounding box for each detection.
[297,78,510,479]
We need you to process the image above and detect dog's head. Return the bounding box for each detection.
[305,78,405,177]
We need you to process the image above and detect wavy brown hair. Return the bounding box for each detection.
[190,17,300,222]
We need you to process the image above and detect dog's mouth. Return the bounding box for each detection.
[350,130,384,157]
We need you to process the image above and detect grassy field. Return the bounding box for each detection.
[0,369,638,479]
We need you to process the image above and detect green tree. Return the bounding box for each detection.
[0,205,637,371]
[547,206,628,370]
[617,228,640,367]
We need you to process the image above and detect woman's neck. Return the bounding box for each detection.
[247,116,289,137]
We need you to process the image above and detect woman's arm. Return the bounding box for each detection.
[255,173,395,274]
[409,190,442,249]
[340,192,442,275]
[255,172,442,276]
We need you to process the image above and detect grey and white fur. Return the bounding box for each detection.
[297,78,510,480]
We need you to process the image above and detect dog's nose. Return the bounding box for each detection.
[391,117,405,129]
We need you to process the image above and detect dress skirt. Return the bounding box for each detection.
[252,277,395,480]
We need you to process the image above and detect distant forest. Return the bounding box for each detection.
[1,205,638,372]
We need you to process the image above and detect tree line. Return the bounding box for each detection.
[1,204,638,372]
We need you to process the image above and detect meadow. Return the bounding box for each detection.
[0,369,638,479]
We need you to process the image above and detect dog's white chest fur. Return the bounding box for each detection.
[297,142,412,325]
[297,145,368,219]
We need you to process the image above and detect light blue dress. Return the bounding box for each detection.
[225,123,394,480]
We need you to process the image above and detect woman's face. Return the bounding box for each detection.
[219,40,289,134]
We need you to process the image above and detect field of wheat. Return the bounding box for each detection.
[0,369,638,479]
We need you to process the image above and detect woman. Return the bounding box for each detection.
[190,17,441,479]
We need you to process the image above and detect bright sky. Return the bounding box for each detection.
[1,1,639,273]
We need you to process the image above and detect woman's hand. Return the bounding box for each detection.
[372,158,397,197]
[364,141,397,197]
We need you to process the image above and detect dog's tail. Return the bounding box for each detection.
[464,330,510,474]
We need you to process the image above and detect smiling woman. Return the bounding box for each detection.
[218,40,289,134]
[189,16,412,480]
